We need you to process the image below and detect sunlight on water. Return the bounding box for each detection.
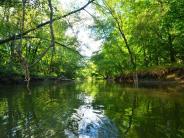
[65,93,118,138]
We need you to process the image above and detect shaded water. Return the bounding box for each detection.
[0,81,184,138]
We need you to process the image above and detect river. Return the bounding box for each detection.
[0,81,184,138]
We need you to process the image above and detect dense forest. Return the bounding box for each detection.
[90,0,184,80]
[0,0,184,83]
[0,0,92,84]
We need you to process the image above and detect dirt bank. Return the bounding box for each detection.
[115,67,184,84]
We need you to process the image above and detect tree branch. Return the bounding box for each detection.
[19,36,82,55]
[0,0,95,45]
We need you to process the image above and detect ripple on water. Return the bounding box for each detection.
[65,93,118,138]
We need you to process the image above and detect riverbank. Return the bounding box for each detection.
[115,66,184,85]
[1,66,184,85]
[0,72,72,84]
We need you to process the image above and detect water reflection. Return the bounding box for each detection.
[65,93,118,138]
[0,81,184,138]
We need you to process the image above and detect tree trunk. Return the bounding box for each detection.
[48,0,55,72]
[103,2,138,87]
[168,33,176,63]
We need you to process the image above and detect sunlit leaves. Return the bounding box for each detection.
[91,0,184,78]
[0,0,82,79]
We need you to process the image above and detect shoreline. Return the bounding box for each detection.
[114,67,184,85]
[0,76,73,85]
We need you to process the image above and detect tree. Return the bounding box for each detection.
[0,0,95,86]
[89,0,184,81]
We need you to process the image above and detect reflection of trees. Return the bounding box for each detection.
[135,101,184,138]
[80,81,184,138]
[0,83,82,137]
[94,90,138,137]
[123,95,136,136]
[21,93,44,137]
[1,82,184,138]
[26,83,81,137]
[4,91,42,137]
[7,94,16,138]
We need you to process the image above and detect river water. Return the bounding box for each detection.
[0,81,184,138]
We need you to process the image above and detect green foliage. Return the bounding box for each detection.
[0,0,184,80]
[91,0,184,78]
[0,0,82,79]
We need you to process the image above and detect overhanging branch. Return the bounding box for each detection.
[21,36,82,56]
[20,36,82,67]
[0,0,95,45]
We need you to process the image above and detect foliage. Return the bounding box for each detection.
[0,0,184,80]
[91,0,184,79]
[0,0,84,79]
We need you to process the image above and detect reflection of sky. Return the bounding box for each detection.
[59,0,102,57]
[65,93,118,138]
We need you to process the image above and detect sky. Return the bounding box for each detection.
[59,0,102,57]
